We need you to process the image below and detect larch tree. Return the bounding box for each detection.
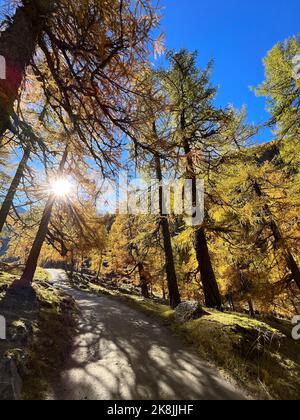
[17,146,68,287]
[0,142,31,233]
[108,215,153,299]
[256,36,300,141]
[126,73,182,308]
[11,0,160,289]
[256,37,300,290]
[0,70,67,234]
[153,150,181,308]
[158,50,231,309]
[0,0,57,138]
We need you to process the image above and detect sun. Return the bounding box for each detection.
[50,178,72,197]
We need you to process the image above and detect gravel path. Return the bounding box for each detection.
[47,269,246,401]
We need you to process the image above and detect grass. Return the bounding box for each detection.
[0,267,77,400]
[179,311,300,400]
[76,279,300,400]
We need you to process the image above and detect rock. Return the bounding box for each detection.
[8,322,29,346]
[175,301,204,324]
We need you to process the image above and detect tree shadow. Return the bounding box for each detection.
[49,277,245,401]
[0,286,38,339]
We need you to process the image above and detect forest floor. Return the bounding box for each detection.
[46,269,245,400]
[1,267,299,400]
[0,267,77,399]
[61,270,300,400]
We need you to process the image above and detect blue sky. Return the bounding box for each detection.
[1,0,299,144]
[159,0,300,143]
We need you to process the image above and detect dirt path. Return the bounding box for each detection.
[47,269,246,400]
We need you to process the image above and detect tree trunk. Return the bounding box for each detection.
[247,298,255,318]
[194,227,222,309]
[15,146,68,288]
[183,137,222,309]
[134,246,150,299]
[0,144,31,232]
[155,154,181,309]
[80,254,85,274]
[138,262,150,299]
[17,194,55,287]
[96,252,103,280]
[286,252,300,290]
[253,181,300,290]
[226,293,235,312]
[162,277,166,302]
[0,0,56,138]
[69,257,75,279]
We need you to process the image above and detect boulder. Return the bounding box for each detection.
[8,322,29,346]
[175,301,204,324]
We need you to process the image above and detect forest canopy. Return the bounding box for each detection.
[0,1,299,319]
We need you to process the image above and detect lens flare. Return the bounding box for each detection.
[51,178,72,197]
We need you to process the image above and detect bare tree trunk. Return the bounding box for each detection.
[0,144,31,232]
[0,0,56,138]
[155,154,181,309]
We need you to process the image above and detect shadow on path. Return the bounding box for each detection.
[48,270,245,401]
